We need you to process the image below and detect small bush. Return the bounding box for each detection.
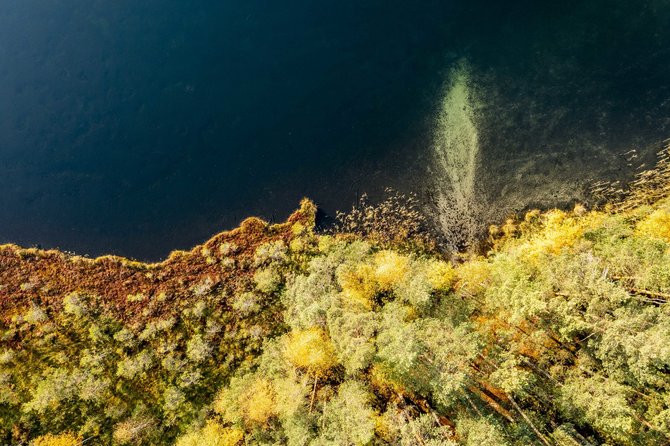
[373,250,410,290]
[175,421,244,446]
[284,328,338,377]
[240,378,277,425]
[31,432,80,446]
[112,416,156,444]
[424,258,456,291]
[254,267,282,294]
[636,208,670,242]
[337,263,379,309]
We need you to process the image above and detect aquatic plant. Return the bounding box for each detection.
[333,189,440,253]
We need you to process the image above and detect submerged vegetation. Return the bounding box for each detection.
[4,149,670,445]
[432,62,483,250]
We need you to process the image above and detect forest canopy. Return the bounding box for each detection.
[3,150,670,445]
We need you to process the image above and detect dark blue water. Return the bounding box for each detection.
[1,1,669,259]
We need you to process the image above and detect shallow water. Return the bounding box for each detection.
[1,0,669,259]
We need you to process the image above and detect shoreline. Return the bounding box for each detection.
[0,199,316,324]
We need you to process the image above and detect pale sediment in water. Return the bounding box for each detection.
[431,62,484,248]
[427,60,665,250]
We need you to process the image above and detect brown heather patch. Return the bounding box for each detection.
[0,199,316,325]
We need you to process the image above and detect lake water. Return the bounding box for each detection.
[1,0,669,259]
